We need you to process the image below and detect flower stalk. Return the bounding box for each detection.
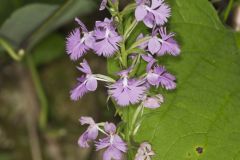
[65,0,180,159]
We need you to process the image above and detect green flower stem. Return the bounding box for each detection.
[121,42,128,68]
[0,38,24,61]
[120,3,137,16]
[124,20,138,39]
[223,0,234,22]
[26,55,48,130]
[129,54,141,77]
[130,104,143,135]
[128,36,151,51]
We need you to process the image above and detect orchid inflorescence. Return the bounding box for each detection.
[66,0,180,159]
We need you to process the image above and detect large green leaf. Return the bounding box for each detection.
[0,0,95,50]
[136,0,240,159]
[111,0,240,159]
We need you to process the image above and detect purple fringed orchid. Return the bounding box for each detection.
[66,18,95,61]
[135,0,171,28]
[143,94,164,109]
[96,123,127,160]
[148,27,180,56]
[70,59,98,100]
[146,65,176,90]
[135,142,155,160]
[78,117,99,148]
[108,69,147,106]
[93,18,122,57]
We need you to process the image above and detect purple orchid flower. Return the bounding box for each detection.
[66,18,95,61]
[100,0,117,10]
[143,94,164,109]
[78,117,99,148]
[93,18,122,57]
[157,27,180,56]
[135,142,155,160]
[135,0,171,28]
[70,59,98,101]
[148,27,180,56]
[96,122,127,160]
[146,65,176,90]
[141,54,157,71]
[108,69,147,106]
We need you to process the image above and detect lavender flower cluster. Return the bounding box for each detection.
[66,0,180,159]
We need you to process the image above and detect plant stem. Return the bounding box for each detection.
[0,38,24,61]
[26,55,48,130]
[223,0,234,22]
[124,20,138,39]
[130,104,143,136]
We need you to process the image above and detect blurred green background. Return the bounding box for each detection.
[0,0,117,160]
[0,0,238,160]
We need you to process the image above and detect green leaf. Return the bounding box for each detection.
[0,0,96,50]
[136,0,240,159]
[31,33,65,65]
[108,0,240,159]
[0,3,58,48]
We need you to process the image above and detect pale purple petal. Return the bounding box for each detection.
[95,126,127,160]
[84,31,95,48]
[158,28,180,56]
[66,29,88,61]
[147,72,159,86]
[112,135,127,152]
[151,0,171,25]
[135,142,155,160]
[70,79,88,101]
[75,18,88,32]
[96,137,111,151]
[103,146,122,160]
[158,38,180,56]
[79,116,95,125]
[108,78,147,106]
[148,36,161,54]
[100,0,108,10]
[78,117,98,148]
[141,54,157,71]
[135,5,148,21]
[85,76,98,91]
[77,59,92,74]
[135,0,171,28]
[143,94,164,109]
[93,19,122,57]
[155,66,176,90]
[143,13,155,28]
[104,122,116,134]
[93,38,120,57]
